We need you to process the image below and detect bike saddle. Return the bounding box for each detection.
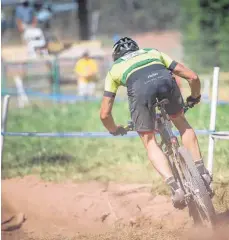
[153,98,170,108]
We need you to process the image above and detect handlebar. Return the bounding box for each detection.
[184,102,194,113]
[124,121,134,131]
[184,103,190,113]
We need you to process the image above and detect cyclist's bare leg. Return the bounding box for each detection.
[170,112,202,162]
[139,131,185,207]
[138,131,173,179]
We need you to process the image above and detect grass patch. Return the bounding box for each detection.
[2,102,229,188]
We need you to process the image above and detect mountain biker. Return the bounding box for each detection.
[100,37,212,209]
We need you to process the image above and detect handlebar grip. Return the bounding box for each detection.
[183,102,194,113]
[124,121,134,131]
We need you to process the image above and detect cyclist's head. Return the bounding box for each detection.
[112,37,139,61]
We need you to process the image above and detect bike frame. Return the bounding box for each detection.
[127,99,216,225]
[154,99,191,198]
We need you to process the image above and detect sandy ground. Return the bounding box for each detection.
[1,176,229,240]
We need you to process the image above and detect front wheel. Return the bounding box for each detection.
[178,147,216,227]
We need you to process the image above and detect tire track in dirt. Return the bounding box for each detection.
[1,176,229,240]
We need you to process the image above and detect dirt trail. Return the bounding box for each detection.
[1,176,229,240]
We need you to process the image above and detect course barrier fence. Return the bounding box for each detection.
[2,130,229,138]
[1,90,229,104]
[1,67,229,176]
[1,56,109,96]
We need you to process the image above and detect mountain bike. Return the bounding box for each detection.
[126,98,216,227]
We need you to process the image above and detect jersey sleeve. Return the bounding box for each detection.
[104,71,120,98]
[160,52,178,71]
[74,61,80,74]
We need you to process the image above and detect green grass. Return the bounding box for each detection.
[2,102,229,188]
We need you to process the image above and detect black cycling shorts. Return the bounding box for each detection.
[127,64,184,132]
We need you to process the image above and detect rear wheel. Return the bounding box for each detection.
[178,147,216,227]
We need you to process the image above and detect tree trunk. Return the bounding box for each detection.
[77,0,90,40]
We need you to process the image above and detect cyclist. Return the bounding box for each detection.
[100,37,212,208]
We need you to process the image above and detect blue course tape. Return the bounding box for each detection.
[1,90,126,102]
[1,130,213,138]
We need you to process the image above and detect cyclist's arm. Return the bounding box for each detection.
[100,96,118,133]
[100,72,119,133]
[173,63,201,98]
[160,52,200,98]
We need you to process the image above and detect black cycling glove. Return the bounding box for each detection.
[186,95,201,108]
[110,126,127,136]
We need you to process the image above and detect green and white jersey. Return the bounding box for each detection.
[104,48,177,97]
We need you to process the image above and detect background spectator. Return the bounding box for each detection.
[15,0,37,33]
[74,51,99,97]
[1,11,7,36]
[34,0,53,30]
[15,0,48,58]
